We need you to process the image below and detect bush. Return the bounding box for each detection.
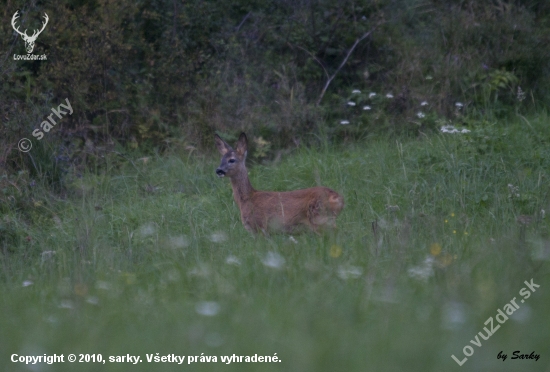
[1,0,549,179]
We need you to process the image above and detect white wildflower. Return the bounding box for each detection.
[22,280,33,287]
[41,251,56,260]
[195,301,220,316]
[289,236,298,244]
[441,125,471,134]
[408,256,434,281]
[508,184,520,197]
[86,296,99,305]
[337,265,363,280]
[209,231,227,243]
[385,205,400,212]
[340,120,350,125]
[420,101,428,106]
[261,251,285,269]
[363,105,371,110]
[440,125,470,134]
[225,255,241,266]
[417,112,425,118]
[510,305,531,323]
[517,86,526,102]
[168,235,189,248]
[189,264,211,278]
[138,222,156,237]
[455,102,464,108]
[59,300,74,309]
[369,92,376,98]
[347,101,356,106]
[352,89,361,94]
[442,301,466,330]
[95,281,112,290]
[386,93,394,99]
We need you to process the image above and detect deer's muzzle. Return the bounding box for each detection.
[216,168,226,177]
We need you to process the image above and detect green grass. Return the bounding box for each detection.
[1,114,550,371]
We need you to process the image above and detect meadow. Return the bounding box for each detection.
[1,113,550,372]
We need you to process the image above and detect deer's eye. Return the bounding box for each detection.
[228,159,236,163]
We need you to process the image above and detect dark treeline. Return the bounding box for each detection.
[1,0,550,174]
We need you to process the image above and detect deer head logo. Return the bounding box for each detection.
[11,11,49,54]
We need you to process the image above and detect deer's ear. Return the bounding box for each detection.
[215,134,231,156]
[236,132,248,157]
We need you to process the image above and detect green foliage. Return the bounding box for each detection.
[466,68,519,110]
[1,114,550,371]
[2,0,550,177]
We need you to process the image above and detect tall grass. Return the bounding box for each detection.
[1,114,549,371]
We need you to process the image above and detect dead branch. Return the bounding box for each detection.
[316,27,377,106]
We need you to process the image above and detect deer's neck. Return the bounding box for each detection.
[230,167,255,206]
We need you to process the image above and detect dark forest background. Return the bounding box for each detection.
[1,0,550,180]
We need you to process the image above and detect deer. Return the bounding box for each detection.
[215,133,344,235]
[11,11,49,54]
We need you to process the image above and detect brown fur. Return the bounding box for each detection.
[215,133,344,234]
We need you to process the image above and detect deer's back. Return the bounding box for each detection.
[240,187,343,233]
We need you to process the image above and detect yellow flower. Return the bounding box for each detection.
[74,283,88,297]
[444,219,448,223]
[436,253,454,268]
[330,245,342,258]
[451,213,455,217]
[120,272,136,285]
[430,243,442,256]
[464,231,468,235]
[453,230,456,234]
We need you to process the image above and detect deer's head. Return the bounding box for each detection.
[12,11,49,54]
[215,133,248,178]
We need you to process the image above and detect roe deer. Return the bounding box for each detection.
[215,133,344,234]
